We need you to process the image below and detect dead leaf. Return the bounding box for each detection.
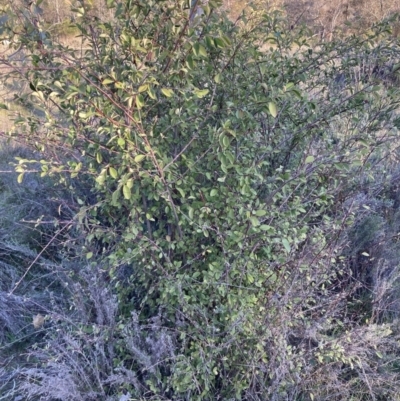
[33,314,45,329]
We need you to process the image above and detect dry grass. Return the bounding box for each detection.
[0,28,89,132]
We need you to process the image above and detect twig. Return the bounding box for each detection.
[8,223,70,295]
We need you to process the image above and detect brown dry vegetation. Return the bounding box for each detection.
[3,0,399,35]
[223,0,400,39]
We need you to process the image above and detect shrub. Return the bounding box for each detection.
[2,0,400,400]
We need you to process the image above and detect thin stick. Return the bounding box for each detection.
[8,223,70,296]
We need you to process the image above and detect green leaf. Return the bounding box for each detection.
[260,225,273,231]
[291,88,302,99]
[123,184,131,200]
[177,187,185,198]
[96,171,106,185]
[161,88,174,97]
[102,78,114,85]
[134,154,146,163]
[219,134,227,147]
[210,189,218,197]
[222,135,230,147]
[194,88,209,98]
[109,167,118,179]
[186,55,195,70]
[268,102,278,118]
[136,94,145,109]
[199,45,208,57]
[17,173,24,184]
[126,178,134,188]
[305,155,315,164]
[214,37,226,48]
[284,82,295,91]
[250,216,260,227]
[147,86,157,99]
[76,6,85,16]
[205,36,215,48]
[112,189,120,205]
[254,210,267,216]
[86,252,93,259]
[193,43,207,57]
[193,43,200,56]
[214,73,221,83]
[222,35,232,46]
[282,238,291,253]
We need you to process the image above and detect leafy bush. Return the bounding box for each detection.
[2,1,400,400]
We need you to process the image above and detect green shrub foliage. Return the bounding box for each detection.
[3,0,400,399]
